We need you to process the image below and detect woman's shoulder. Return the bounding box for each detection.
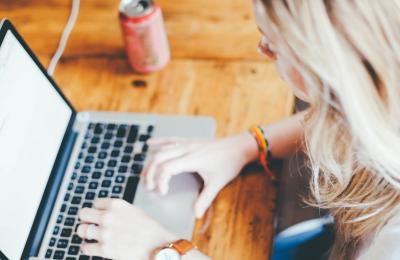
[357,212,400,260]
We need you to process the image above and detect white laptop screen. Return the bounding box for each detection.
[0,30,73,259]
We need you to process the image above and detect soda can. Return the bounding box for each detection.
[119,0,170,74]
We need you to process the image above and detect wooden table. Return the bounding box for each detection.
[1,0,294,259]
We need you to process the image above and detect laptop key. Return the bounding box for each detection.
[71,234,82,244]
[124,145,133,153]
[75,185,85,194]
[68,245,80,255]
[107,123,116,130]
[68,207,78,215]
[134,153,146,162]
[117,128,126,138]
[54,250,65,259]
[64,193,70,202]
[75,162,81,170]
[104,132,113,140]
[82,165,91,173]
[101,180,111,188]
[79,255,90,260]
[94,124,104,134]
[131,163,143,174]
[83,202,93,208]
[114,140,123,148]
[118,165,128,173]
[61,228,72,237]
[112,186,123,194]
[127,125,138,143]
[71,172,78,180]
[123,177,139,203]
[89,182,98,189]
[116,175,125,183]
[101,142,111,149]
[111,150,120,157]
[57,239,68,248]
[139,134,151,142]
[105,170,114,177]
[57,214,63,224]
[99,190,109,198]
[78,176,88,184]
[65,217,75,226]
[67,182,74,191]
[53,226,60,236]
[45,249,52,258]
[108,160,117,167]
[92,171,101,179]
[91,136,100,144]
[95,161,104,169]
[61,204,67,213]
[121,155,130,163]
[98,151,107,159]
[49,237,56,247]
[85,155,94,163]
[88,146,97,154]
[71,196,81,204]
[85,192,95,200]
[147,125,154,133]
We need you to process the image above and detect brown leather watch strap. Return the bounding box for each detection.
[170,239,196,255]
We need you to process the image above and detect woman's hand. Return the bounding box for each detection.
[144,132,258,218]
[77,198,177,260]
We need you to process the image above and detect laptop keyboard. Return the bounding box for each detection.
[44,122,154,259]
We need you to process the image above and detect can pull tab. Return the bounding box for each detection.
[120,0,153,17]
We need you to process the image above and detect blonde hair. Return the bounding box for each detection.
[260,0,400,258]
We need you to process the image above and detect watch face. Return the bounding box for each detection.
[155,248,181,260]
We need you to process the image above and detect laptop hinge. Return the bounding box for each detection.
[22,126,78,259]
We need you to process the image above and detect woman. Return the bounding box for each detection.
[77,0,400,259]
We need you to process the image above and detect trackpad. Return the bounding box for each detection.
[133,173,201,240]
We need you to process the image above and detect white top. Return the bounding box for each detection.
[357,213,400,259]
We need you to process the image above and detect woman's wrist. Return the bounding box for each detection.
[235,131,260,165]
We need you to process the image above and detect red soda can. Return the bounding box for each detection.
[119,0,170,74]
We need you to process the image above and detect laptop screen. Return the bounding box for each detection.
[0,30,73,259]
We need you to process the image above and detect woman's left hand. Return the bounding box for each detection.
[77,198,177,260]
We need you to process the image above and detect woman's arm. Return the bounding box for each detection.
[238,111,306,163]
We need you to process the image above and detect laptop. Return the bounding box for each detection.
[0,19,215,260]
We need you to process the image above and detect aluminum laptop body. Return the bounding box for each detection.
[0,19,215,260]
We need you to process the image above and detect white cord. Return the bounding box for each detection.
[47,0,80,76]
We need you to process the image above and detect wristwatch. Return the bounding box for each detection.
[153,239,196,260]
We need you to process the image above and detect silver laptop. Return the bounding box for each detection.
[0,19,215,260]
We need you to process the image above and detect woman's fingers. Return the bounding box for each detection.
[81,242,104,257]
[93,198,114,210]
[154,158,195,195]
[77,224,102,241]
[145,147,192,190]
[79,208,103,224]
[194,183,221,219]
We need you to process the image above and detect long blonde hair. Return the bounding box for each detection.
[260,0,400,258]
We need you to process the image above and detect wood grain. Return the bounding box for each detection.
[0,0,294,259]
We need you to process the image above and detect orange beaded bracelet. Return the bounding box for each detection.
[249,125,274,179]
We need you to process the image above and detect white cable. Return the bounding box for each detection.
[47,0,80,76]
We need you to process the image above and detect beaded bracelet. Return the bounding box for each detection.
[249,125,274,179]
